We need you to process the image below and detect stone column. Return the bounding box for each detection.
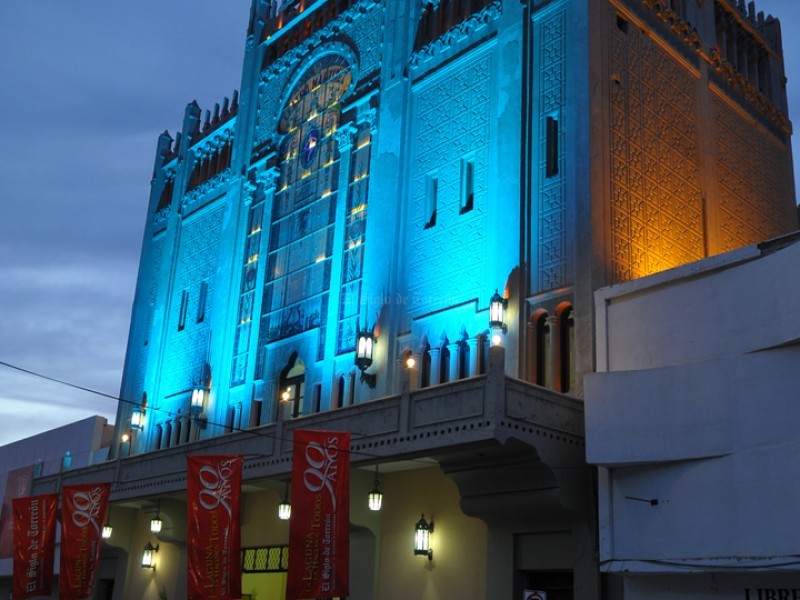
[447,342,460,381]
[467,337,479,377]
[169,417,180,447]
[232,403,242,431]
[427,347,441,385]
[343,372,354,407]
[180,413,191,444]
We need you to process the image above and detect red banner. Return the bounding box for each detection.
[187,455,243,600]
[12,494,58,599]
[59,483,110,600]
[287,429,350,600]
[0,465,34,558]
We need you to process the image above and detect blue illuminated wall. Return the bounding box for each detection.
[114,0,796,454]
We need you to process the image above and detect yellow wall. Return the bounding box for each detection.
[242,572,288,600]
[375,466,488,600]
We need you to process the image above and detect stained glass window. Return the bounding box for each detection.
[258,55,353,367]
[336,123,372,354]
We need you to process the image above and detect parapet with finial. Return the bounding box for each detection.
[717,0,781,55]
[154,91,240,167]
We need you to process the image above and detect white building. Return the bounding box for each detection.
[586,232,800,599]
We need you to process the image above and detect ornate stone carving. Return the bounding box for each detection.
[639,0,789,134]
[609,9,704,283]
[153,206,170,225]
[708,49,791,134]
[255,0,382,150]
[536,10,567,293]
[715,96,792,252]
[162,205,225,395]
[410,1,501,66]
[408,53,490,315]
[181,168,233,211]
[358,105,378,132]
[334,122,358,151]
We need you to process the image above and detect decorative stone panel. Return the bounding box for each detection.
[254,0,382,150]
[536,9,568,292]
[609,13,704,283]
[409,53,491,315]
[162,205,225,395]
[715,97,793,253]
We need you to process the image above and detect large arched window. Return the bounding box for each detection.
[257,55,354,364]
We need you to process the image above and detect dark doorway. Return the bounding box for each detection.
[522,570,573,600]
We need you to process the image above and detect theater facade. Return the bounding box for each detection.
[24,0,797,598]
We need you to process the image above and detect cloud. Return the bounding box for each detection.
[0,0,250,447]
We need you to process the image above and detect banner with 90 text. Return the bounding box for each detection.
[187,454,243,600]
[287,429,350,600]
[13,494,58,599]
[59,483,110,600]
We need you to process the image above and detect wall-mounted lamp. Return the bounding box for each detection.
[368,465,383,511]
[278,483,291,521]
[120,432,131,444]
[190,387,206,416]
[131,407,144,429]
[141,542,159,570]
[280,389,291,403]
[405,356,416,369]
[414,514,434,561]
[150,500,163,533]
[355,330,377,388]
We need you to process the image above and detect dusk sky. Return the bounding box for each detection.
[0,0,798,447]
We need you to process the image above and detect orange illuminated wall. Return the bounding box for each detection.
[608,9,705,283]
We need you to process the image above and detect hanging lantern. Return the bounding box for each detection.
[278,483,291,521]
[150,500,163,533]
[368,465,382,511]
